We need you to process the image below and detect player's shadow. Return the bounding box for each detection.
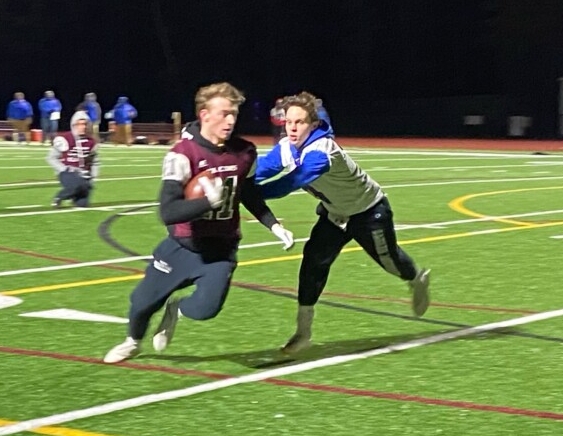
[142,330,444,369]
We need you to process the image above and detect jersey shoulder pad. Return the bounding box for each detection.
[162,151,191,182]
[53,136,69,152]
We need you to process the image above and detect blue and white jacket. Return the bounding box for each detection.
[257,121,383,220]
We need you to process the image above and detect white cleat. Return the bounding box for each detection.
[152,298,180,352]
[409,268,431,317]
[103,337,141,363]
[281,333,312,354]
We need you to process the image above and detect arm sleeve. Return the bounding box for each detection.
[260,149,331,199]
[90,145,100,179]
[159,180,213,225]
[158,150,212,224]
[255,144,284,183]
[240,175,279,230]
[45,144,66,173]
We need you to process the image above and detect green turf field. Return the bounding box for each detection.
[1,141,563,435]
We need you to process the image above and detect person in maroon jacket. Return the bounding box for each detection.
[46,111,99,208]
[269,97,286,145]
[104,82,294,363]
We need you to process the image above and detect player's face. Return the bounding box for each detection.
[199,97,239,145]
[73,119,88,136]
[285,106,318,148]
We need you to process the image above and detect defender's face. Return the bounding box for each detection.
[284,106,317,148]
[199,97,238,145]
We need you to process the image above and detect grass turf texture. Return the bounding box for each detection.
[1,142,563,435]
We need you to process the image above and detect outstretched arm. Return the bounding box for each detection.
[260,150,330,199]
[255,143,284,183]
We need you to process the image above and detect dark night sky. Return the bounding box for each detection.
[2,0,563,136]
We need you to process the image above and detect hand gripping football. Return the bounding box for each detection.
[184,170,214,199]
[184,170,224,208]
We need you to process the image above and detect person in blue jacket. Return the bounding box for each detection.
[38,90,62,144]
[6,92,33,143]
[256,91,430,354]
[77,92,102,141]
[112,96,137,146]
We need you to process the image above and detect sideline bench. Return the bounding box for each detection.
[101,113,182,145]
[131,122,179,144]
[0,120,15,140]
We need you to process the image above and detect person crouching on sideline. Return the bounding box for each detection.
[46,111,100,208]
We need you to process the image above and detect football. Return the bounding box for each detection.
[184,170,214,199]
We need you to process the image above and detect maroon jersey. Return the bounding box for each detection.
[53,131,98,171]
[166,137,257,241]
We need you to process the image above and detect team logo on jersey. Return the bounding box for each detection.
[153,259,172,274]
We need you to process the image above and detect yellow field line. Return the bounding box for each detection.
[0,419,117,436]
[2,275,144,296]
[449,186,563,227]
[4,219,563,297]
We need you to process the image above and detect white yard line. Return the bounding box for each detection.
[2,175,563,218]
[0,239,312,277]
[364,163,563,172]
[286,175,563,197]
[343,149,563,158]
[3,209,563,278]
[0,256,149,277]
[0,202,158,219]
[0,164,159,170]
[117,211,154,216]
[0,175,159,189]
[5,205,42,209]
[1,308,561,435]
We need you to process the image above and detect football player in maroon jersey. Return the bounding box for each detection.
[104,82,294,363]
[46,111,99,208]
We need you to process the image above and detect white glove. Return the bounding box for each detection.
[198,176,224,208]
[271,223,294,250]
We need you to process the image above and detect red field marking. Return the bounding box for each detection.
[246,136,563,152]
[232,281,538,315]
[0,244,538,315]
[0,246,143,274]
[1,345,561,422]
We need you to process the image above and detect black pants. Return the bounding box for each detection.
[128,237,237,340]
[57,170,92,207]
[298,197,418,306]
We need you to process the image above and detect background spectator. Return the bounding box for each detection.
[77,92,102,141]
[112,96,137,146]
[38,90,62,144]
[6,92,33,144]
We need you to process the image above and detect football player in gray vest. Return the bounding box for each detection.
[256,91,430,354]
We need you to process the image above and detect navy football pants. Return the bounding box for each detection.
[298,197,418,306]
[128,237,237,340]
[57,170,92,207]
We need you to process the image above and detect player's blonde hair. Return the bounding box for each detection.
[195,82,246,114]
[282,91,319,123]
